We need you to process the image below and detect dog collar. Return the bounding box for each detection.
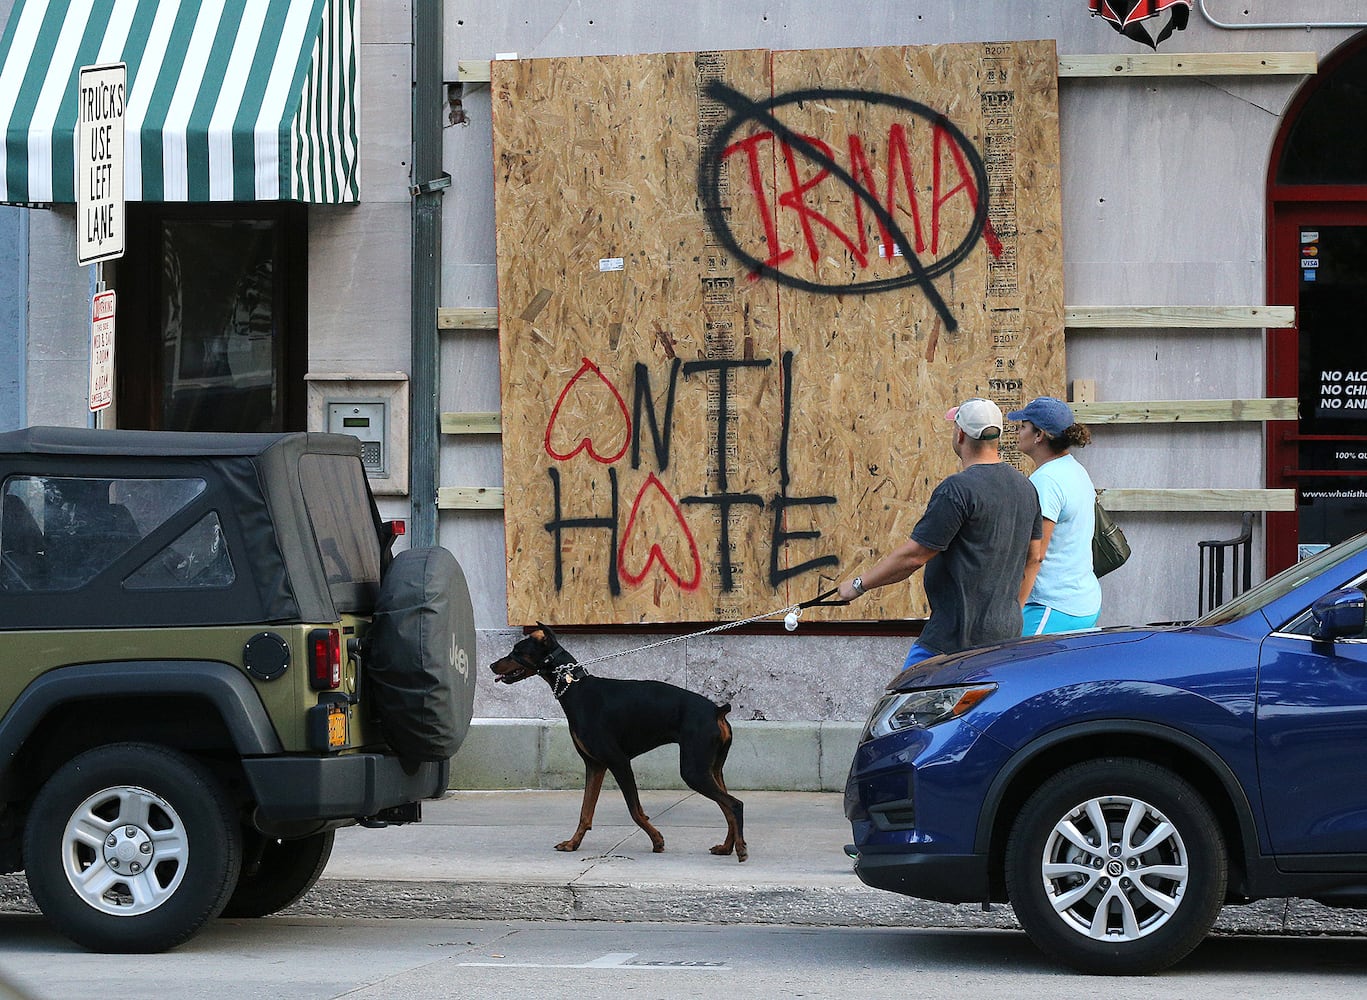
[550,662,586,698]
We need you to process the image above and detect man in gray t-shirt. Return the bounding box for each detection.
[838,397,1042,668]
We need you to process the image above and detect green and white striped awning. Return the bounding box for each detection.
[0,0,358,204]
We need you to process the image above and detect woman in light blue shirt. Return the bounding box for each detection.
[1009,397,1102,634]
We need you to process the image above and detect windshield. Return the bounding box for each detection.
[1193,531,1367,626]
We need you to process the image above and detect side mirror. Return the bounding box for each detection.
[1310,587,1367,641]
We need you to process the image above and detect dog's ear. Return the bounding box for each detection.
[535,621,564,650]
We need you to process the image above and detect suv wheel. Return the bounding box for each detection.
[23,742,242,953]
[220,830,334,918]
[1005,757,1227,975]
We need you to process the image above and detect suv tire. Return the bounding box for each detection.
[1004,757,1227,976]
[221,830,334,918]
[23,742,242,953]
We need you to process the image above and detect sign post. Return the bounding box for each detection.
[77,63,126,422]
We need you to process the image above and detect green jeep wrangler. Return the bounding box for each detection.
[0,427,475,953]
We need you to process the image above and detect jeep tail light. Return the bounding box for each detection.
[387,519,406,536]
[308,628,342,690]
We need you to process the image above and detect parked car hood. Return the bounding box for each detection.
[888,627,1162,692]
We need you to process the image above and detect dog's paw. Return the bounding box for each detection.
[736,843,749,863]
[709,843,732,856]
[554,840,580,852]
[651,840,665,853]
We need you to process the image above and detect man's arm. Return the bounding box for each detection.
[838,537,939,601]
[1018,520,1054,606]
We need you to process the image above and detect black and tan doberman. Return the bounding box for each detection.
[489,624,747,862]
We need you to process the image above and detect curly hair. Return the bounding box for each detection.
[1043,423,1091,454]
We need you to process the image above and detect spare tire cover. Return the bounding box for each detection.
[365,546,476,761]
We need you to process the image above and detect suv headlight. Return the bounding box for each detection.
[861,684,997,742]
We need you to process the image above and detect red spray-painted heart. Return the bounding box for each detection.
[617,473,702,591]
[543,357,632,464]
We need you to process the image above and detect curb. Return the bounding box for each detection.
[449,718,863,791]
[7,872,1367,937]
[282,879,994,927]
[273,883,1367,937]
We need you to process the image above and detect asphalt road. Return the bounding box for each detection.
[1,915,1365,999]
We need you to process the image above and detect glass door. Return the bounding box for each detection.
[1268,204,1367,569]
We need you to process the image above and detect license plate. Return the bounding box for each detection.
[327,704,347,748]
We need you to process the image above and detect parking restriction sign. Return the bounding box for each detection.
[89,290,115,412]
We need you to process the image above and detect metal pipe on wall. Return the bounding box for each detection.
[1197,0,1367,30]
[410,1,446,548]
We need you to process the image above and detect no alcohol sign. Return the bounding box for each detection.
[77,63,125,266]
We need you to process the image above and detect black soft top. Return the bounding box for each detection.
[0,428,384,629]
[0,426,322,459]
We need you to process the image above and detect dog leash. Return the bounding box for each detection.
[571,586,848,669]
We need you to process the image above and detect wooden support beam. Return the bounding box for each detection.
[1058,51,1316,77]
[1073,399,1297,424]
[460,52,1317,84]
[1098,488,1295,512]
[1064,305,1295,329]
[438,306,499,330]
[440,412,502,434]
[433,397,1293,440]
[436,485,1290,513]
[440,304,1296,332]
[438,486,505,510]
[457,59,494,83]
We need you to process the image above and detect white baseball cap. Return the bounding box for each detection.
[945,398,1003,440]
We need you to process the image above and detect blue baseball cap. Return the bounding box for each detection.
[1007,396,1075,437]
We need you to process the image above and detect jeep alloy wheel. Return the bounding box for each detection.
[23,742,241,953]
[1005,757,1227,975]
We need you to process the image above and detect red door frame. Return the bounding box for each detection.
[1265,35,1367,573]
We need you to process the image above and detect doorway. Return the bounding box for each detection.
[1266,34,1367,572]
[115,203,308,433]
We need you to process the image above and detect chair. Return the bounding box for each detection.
[1197,512,1255,616]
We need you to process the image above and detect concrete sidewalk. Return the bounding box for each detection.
[294,790,1367,938]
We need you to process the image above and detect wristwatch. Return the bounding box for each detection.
[851,576,866,596]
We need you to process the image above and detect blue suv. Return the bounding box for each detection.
[845,531,1367,975]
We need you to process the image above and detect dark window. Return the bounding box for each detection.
[1,476,204,592]
[1277,44,1367,186]
[116,203,307,432]
[299,453,381,587]
[125,511,235,591]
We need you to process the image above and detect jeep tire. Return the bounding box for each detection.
[23,742,242,953]
[220,829,334,918]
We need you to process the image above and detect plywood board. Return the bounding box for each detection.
[493,42,1065,625]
